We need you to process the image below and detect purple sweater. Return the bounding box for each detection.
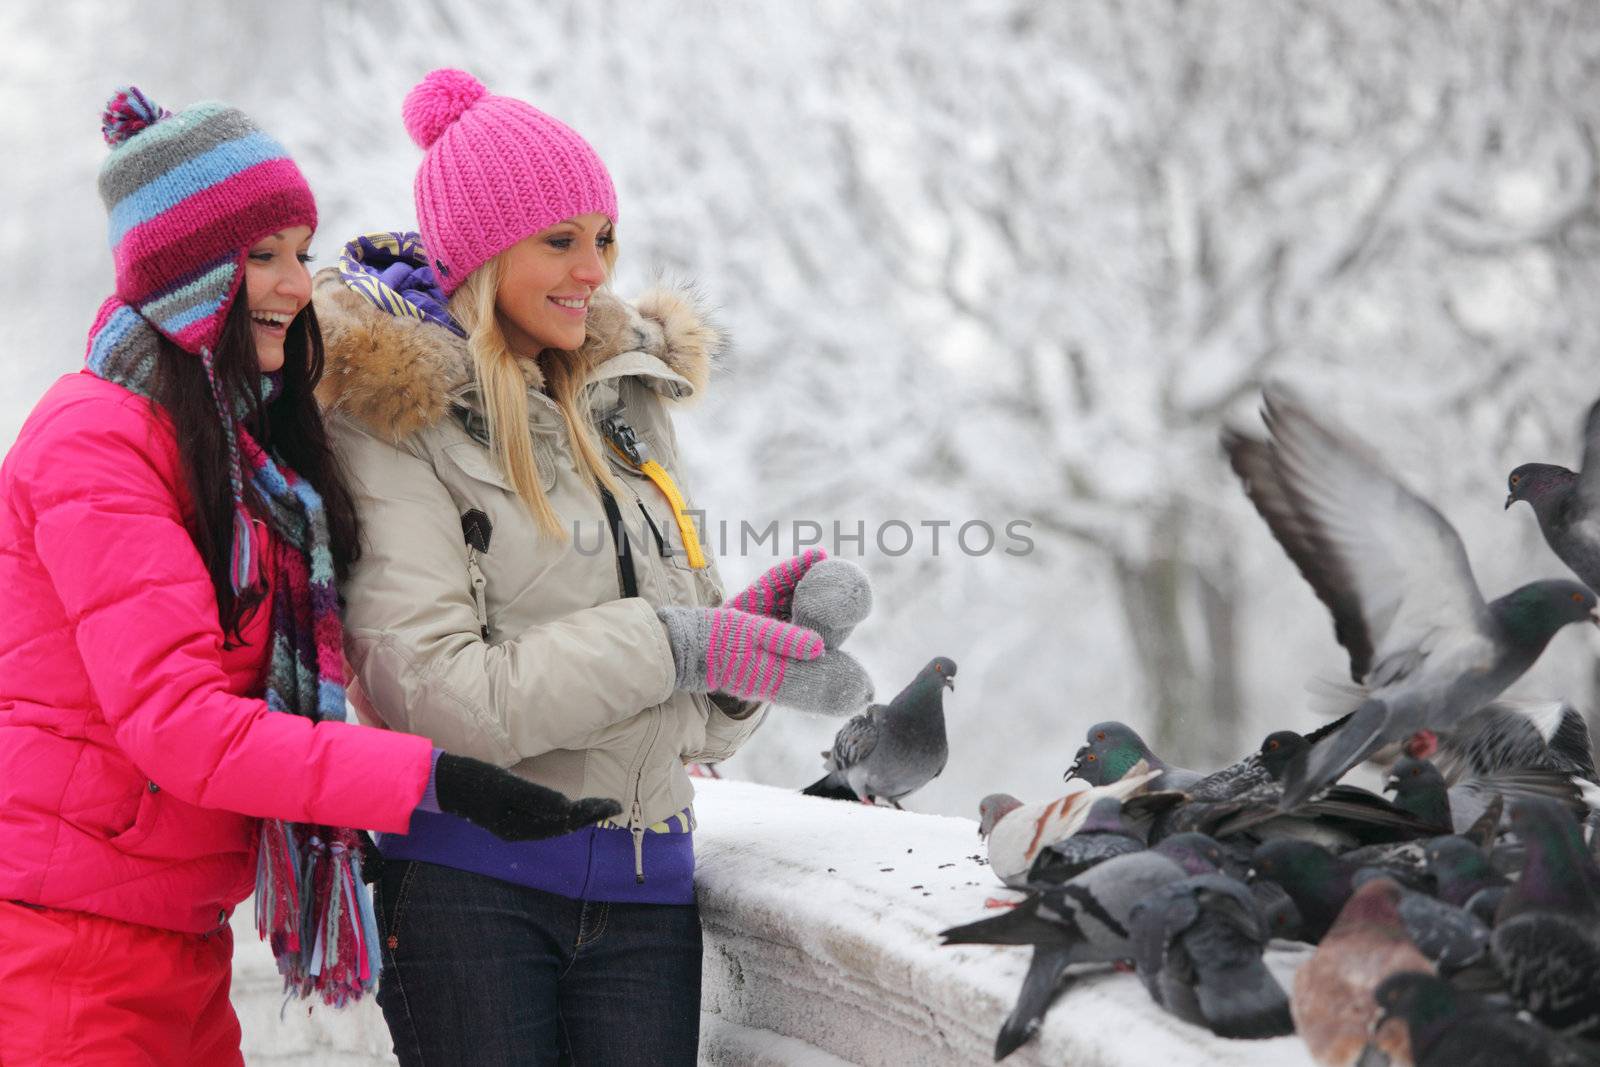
[387,751,695,904]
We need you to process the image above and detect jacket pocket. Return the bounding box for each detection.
[105,781,162,853]
[443,440,556,495]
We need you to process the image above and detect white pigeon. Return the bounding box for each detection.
[980,763,1163,888]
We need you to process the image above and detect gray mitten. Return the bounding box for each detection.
[657,605,872,714]
[790,558,873,649]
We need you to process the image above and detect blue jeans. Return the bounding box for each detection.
[374,860,703,1066]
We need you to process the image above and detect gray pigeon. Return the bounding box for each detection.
[1491,796,1600,1040]
[1128,873,1294,1039]
[801,656,955,807]
[1223,383,1599,809]
[1065,720,1204,792]
[1506,396,1600,595]
[940,833,1224,1060]
[1375,972,1600,1067]
[1424,834,1510,910]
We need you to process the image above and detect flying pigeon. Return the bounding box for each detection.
[1128,872,1294,1039]
[1506,395,1600,596]
[801,656,955,807]
[1222,383,1599,808]
[1290,877,1434,1067]
[1491,796,1600,1040]
[1375,971,1600,1067]
[941,833,1224,1059]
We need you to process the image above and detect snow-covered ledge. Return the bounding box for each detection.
[236,779,1317,1065]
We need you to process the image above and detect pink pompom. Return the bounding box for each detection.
[401,68,488,149]
[102,86,170,147]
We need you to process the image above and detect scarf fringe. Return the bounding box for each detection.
[256,822,379,1006]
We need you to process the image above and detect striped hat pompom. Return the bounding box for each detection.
[101,86,170,147]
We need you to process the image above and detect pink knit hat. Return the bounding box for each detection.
[402,68,617,297]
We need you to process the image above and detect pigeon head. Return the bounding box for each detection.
[1491,579,1599,650]
[886,656,957,711]
[977,793,1022,839]
[1382,755,1451,829]
[1256,730,1310,782]
[1066,720,1155,786]
[1248,839,1351,935]
[1424,835,1499,907]
[1327,876,1408,938]
[1502,795,1600,916]
[1505,462,1575,513]
[1372,972,1458,1056]
[1250,879,1305,941]
[1155,832,1225,875]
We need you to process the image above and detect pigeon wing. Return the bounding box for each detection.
[1228,385,1492,689]
[830,707,881,771]
[1574,396,1600,512]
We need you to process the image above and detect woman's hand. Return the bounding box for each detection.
[431,754,622,839]
[657,605,872,714]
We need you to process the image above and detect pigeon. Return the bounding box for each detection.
[1506,396,1600,597]
[1066,720,1204,792]
[940,833,1224,1059]
[1014,795,1149,888]
[1290,877,1434,1067]
[801,656,955,807]
[1491,796,1600,1039]
[1426,698,1600,788]
[1385,753,1593,834]
[1248,838,1429,943]
[977,776,1157,889]
[1375,971,1600,1067]
[1222,383,1599,809]
[1193,730,1441,847]
[1128,873,1294,1039]
[1424,834,1511,911]
[1350,867,1491,978]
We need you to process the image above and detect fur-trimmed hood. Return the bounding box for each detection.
[313,232,722,443]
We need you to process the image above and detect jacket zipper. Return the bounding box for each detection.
[627,705,665,883]
[466,548,489,639]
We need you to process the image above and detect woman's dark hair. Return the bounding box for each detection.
[151,294,361,643]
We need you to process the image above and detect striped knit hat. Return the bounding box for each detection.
[96,86,317,356]
[402,69,616,296]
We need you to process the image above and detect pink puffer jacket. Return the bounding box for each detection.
[0,372,432,935]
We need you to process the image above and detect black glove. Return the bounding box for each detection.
[433,753,622,840]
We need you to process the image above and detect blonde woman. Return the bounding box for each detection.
[317,69,872,1064]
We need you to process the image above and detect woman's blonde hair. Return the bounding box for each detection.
[449,239,623,538]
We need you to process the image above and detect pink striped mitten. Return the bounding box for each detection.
[657,605,873,713]
[726,548,828,621]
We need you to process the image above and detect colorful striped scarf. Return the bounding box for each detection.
[86,301,380,1006]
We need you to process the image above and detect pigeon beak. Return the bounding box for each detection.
[1064,752,1084,782]
[1382,776,1398,794]
[943,677,955,692]
[1504,494,1514,509]
[1591,611,1600,628]
[1368,1007,1393,1038]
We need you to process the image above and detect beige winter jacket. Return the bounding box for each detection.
[314,269,765,836]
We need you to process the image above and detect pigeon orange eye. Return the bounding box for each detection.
[1267,740,1279,751]
[1085,754,1096,762]
[1095,732,1106,741]
[1573,592,1585,603]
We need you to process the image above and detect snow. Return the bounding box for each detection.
[236,778,1316,1066]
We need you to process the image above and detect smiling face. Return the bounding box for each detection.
[243,226,314,372]
[494,213,614,356]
